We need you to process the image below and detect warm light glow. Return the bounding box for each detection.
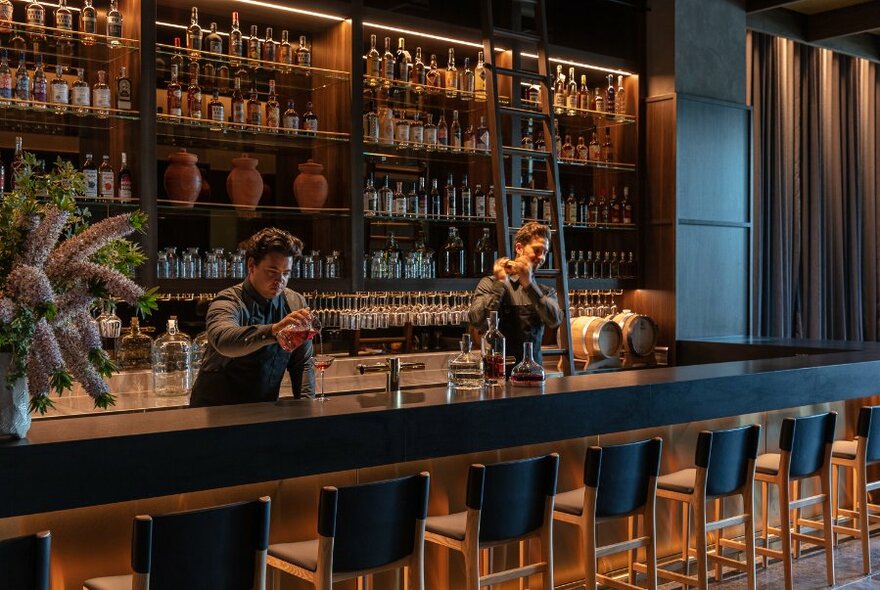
[521,52,633,77]
[234,0,345,21]
[20,0,81,10]
[157,21,233,37]
[364,21,487,49]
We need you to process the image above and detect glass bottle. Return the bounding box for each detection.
[302,101,318,134]
[592,87,604,114]
[588,131,600,161]
[363,174,378,216]
[561,134,574,160]
[474,184,486,218]
[444,173,456,218]
[278,99,297,134]
[187,67,202,120]
[106,0,123,45]
[279,30,293,72]
[463,122,475,152]
[191,330,209,376]
[99,154,114,199]
[9,28,25,53]
[198,21,220,56]
[378,105,393,145]
[265,79,280,131]
[487,185,496,217]
[231,76,245,127]
[55,0,73,36]
[296,35,311,68]
[622,186,633,224]
[246,84,261,127]
[116,317,153,370]
[553,64,566,115]
[423,113,437,149]
[430,178,441,218]
[473,227,496,276]
[394,111,409,147]
[425,53,441,94]
[186,6,202,58]
[8,136,22,192]
[616,75,626,118]
[366,34,381,87]
[578,74,590,112]
[448,334,483,390]
[261,27,277,66]
[510,342,545,386]
[50,64,69,113]
[436,112,448,150]
[167,64,182,117]
[474,51,487,101]
[460,57,474,100]
[0,0,12,35]
[450,109,462,152]
[605,74,616,116]
[118,151,132,200]
[0,51,11,106]
[151,317,192,397]
[229,12,243,66]
[460,174,472,217]
[381,36,394,87]
[247,24,261,63]
[565,187,577,224]
[80,0,97,45]
[25,0,45,45]
[602,128,614,162]
[92,69,111,117]
[392,180,407,216]
[32,56,47,108]
[410,46,425,91]
[576,136,588,161]
[610,186,621,223]
[378,175,393,214]
[406,181,418,217]
[441,226,464,277]
[208,88,224,123]
[566,66,578,115]
[482,311,505,384]
[115,66,132,110]
[444,48,458,98]
[14,53,29,107]
[567,250,579,278]
[82,152,98,199]
[416,176,428,218]
[394,37,410,87]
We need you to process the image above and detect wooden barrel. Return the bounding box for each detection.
[610,311,658,357]
[570,316,623,360]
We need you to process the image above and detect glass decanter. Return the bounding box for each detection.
[190,330,209,377]
[481,311,506,385]
[116,316,153,370]
[510,342,545,386]
[95,307,122,359]
[151,316,192,396]
[448,334,483,390]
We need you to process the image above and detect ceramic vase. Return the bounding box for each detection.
[163,149,202,207]
[226,154,263,210]
[293,159,328,208]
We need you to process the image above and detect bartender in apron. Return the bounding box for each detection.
[190,227,315,407]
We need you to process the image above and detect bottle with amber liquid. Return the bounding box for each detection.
[265,79,280,131]
[441,226,465,277]
[187,65,202,120]
[166,64,182,117]
[482,310,506,384]
[116,317,154,370]
[246,84,261,127]
[117,152,132,201]
[473,228,496,277]
[231,76,245,127]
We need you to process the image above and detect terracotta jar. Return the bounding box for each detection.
[226,154,263,210]
[293,159,328,208]
[163,149,202,207]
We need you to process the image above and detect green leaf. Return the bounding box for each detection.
[93,392,116,410]
[89,347,117,378]
[29,394,55,415]
[137,288,160,317]
[50,370,74,396]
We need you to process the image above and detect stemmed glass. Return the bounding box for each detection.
[311,354,335,402]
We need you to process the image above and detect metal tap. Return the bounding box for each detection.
[356,357,426,392]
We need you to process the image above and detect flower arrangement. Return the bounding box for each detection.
[0,152,157,414]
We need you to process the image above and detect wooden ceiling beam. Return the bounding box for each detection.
[746,0,800,14]
[806,0,880,41]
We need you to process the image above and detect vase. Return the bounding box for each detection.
[293,159,328,209]
[226,154,263,210]
[163,149,202,207]
[0,352,30,439]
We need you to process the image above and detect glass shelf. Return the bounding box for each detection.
[518,99,636,128]
[0,99,138,133]
[363,278,478,292]
[568,277,637,290]
[156,277,350,295]
[558,158,636,173]
[363,142,491,163]
[363,77,489,114]
[563,222,637,231]
[365,213,494,226]
[156,114,349,153]
[8,21,141,53]
[156,199,351,219]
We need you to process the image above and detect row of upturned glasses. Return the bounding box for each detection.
[304,291,472,330]
[568,290,625,319]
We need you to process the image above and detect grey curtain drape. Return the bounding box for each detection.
[748,32,879,341]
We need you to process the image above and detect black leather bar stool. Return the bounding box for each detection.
[82,497,271,590]
[424,453,559,590]
[0,531,51,590]
[831,405,880,574]
[267,472,430,590]
[554,437,662,590]
[755,412,836,590]
[654,424,761,590]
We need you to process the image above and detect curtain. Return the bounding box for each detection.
[748,32,880,341]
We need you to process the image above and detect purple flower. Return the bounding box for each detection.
[20,207,68,267]
[5,264,54,308]
[47,214,135,276]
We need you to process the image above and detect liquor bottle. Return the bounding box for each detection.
[394,37,410,86]
[392,180,407,216]
[474,184,486,218]
[622,186,632,224]
[565,187,577,224]
[265,79,280,131]
[92,69,111,117]
[278,100,298,135]
[279,30,293,72]
[561,134,574,160]
[296,35,311,68]
[186,7,202,58]
[302,101,318,134]
[406,182,418,217]
[584,251,594,278]
[151,317,192,397]
[578,74,590,113]
[576,250,585,277]
[231,76,245,126]
[381,36,394,87]
[187,67,202,120]
[246,84,261,127]
[605,74,616,116]
[460,57,474,100]
[25,0,45,45]
[527,80,541,104]
[425,53,441,94]
[436,112,448,150]
[474,116,489,153]
[14,53,29,107]
[430,178,441,218]
[409,112,424,146]
[542,195,552,222]
[363,174,378,216]
[55,0,73,36]
[82,152,98,199]
[553,64,566,115]
[166,64,182,117]
[116,317,153,370]
[410,46,426,91]
[610,186,621,224]
[448,334,482,389]
[50,64,68,113]
[207,88,223,122]
[262,27,277,65]
[366,34,381,87]
[98,155,114,199]
[106,0,123,45]
[602,128,613,162]
[229,12,243,65]
[10,136,23,191]
[450,109,462,152]
[81,0,97,45]
[118,152,132,200]
[9,28,25,53]
[378,175,393,214]
[460,174,472,217]
[0,0,12,35]
[416,176,428,218]
[577,192,587,223]
[554,119,562,154]
[588,131,600,161]
[423,113,437,149]
[593,87,604,113]
[616,75,626,118]
[378,105,393,145]
[481,310,506,384]
[441,226,465,277]
[463,123,475,151]
[599,190,609,224]
[588,193,598,225]
[444,173,456,218]
[473,227,496,276]
[72,67,90,114]
[247,25,261,63]
[115,66,132,110]
[510,342,545,386]
[566,66,578,116]
[216,64,230,92]
[444,48,458,98]
[32,56,47,108]
[534,131,545,152]
[576,136,588,161]
[363,101,379,143]
[487,185,495,216]
[0,50,11,106]
[170,37,184,76]
[474,51,487,101]
[567,250,578,278]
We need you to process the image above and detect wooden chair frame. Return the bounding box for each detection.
[831,433,880,574]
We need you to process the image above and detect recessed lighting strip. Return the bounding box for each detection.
[234,0,345,22]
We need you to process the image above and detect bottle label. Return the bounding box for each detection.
[452,135,461,149]
[210,103,224,122]
[33,78,46,102]
[475,197,485,217]
[119,176,132,199]
[0,5,12,33]
[72,85,90,106]
[424,127,437,146]
[303,118,318,132]
[297,52,310,68]
[464,136,475,151]
[26,6,44,26]
[16,77,30,100]
[409,127,423,145]
[232,102,245,123]
[367,58,380,79]
[438,128,447,145]
[477,130,489,151]
[209,38,222,54]
[0,74,13,98]
[393,198,406,216]
[247,106,261,126]
[82,15,97,34]
[231,39,242,57]
[93,87,110,108]
[84,170,98,198]
[266,106,279,128]
[283,114,299,130]
[107,15,122,37]
[117,79,131,109]
[383,57,395,80]
[363,113,378,141]
[488,195,495,215]
[99,171,114,199]
[57,12,73,30]
[444,71,456,90]
[567,94,577,110]
[168,89,182,115]
[623,206,632,224]
[51,83,68,104]
[188,91,202,117]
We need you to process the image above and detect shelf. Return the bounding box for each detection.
[156,114,349,152]
[363,278,478,292]
[363,143,491,163]
[10,22,141,53]
[156,277,351,295]
[365,213,494,226]
[563,222,637,231]
[568,278,637,290]
[156,200,351,219]
[557,158,636,173]
[519,99,637,128]
[0,99,139,133]
[363,77,489,113]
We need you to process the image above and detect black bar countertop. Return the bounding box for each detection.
[3,338,880,518]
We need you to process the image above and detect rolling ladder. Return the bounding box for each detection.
[480,0,576,376]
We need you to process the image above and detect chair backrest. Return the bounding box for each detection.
[779,412,837,478]
[132,497,270,589]
[467,453,559,544]
[857,406,880,463]
[0,531,50,590]
[695,424,761,497]
[318,472,430,573]
[586,437,662,518]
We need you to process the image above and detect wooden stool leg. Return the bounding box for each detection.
[713,498,723,583]
[695,496,709,590]
[646,503,658,590]
[821,468,836,586]
[628,515,636,585]
[832,465,840,546]
[858,467,872,574]
[744,479,757,590]
[681,501,691,587]
[792,480,802,559]
[519,540,526,590]
[761,481,769,568]
[778,479,794,590]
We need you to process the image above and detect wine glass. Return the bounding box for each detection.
[311,354,335,402]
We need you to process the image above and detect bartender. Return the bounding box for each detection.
[190,227,315,407]
[468,221,563,367]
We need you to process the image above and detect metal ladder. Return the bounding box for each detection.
[480,0,575,376]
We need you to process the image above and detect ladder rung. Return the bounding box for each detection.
[498,105,547,119]
[490,66,551,85]
[492,27,541,44]
[502,145,551,159]
[504,186,555,197]
[534,269,561,278]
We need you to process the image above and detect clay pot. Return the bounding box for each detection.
[226,154,263,210]
[293,159,328,209]
[163,149,202,207]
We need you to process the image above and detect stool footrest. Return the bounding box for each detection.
[599,574,646,590]
[706,513,748,532]
[789,493,827,511]
[709,551,751,573]
[595,535,650,558]
[481,562,546,586]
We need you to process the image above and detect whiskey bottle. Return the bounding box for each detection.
[588,131,600,161]
[474,51,487,101]
[265,79,280,131]
[231,76,245,127]
[616,75,627,119]
[610,187,621,223]
[55,0,73,37]
[460,174,472,217]
[605,74,616,116]
[279,30,293,72]
[592,87,604,113]
[14,53,29,107]
[106,0,123,45]
[72,67,90,115]
[409,112,424,146]
[296,35,311,68]
[622,186,632,224]
[262,27,277,65]
[116,317,153,370]
[170,37,184,76]
[187,7,202,58]
[430,178,441,218]
[567,250,578,278]
[565,187,577,224]
[587,193,598,225]
[99,155,114,199]
[602,128,613,162]
[199,21,221,56]
[487,185,495,216]
[461,57,474,100]
[474,184,486,218]
[282,99,299,133]
[394,37,410,86]
[381,36,394,86]
[363,174,378,216]
[450,109,462,152]
[50,64,68,113]
[578,74,590,113]
[366,34,381,87]
[247,25,261,63]
[187,67,202,120]
[363,101,379,143]
[116,66,131,110]
[81,0,97,45]
[392,180,407,216]
[584,251,594,278]
[444,173,457,218]
[166,64,182,117]
[476,115,489,153]
[425,53,441,94]
[82,152,98,199]
[394,112,409,147]
[599,190,609,223]
[441,227,466,278]
[32,55,47,108]
[0,0,12,35]
[0,50,11,106]
[560,134,574,160]
[410,46,425,91]
[208,88,224,122]
[566,66,577,115]
[302,101,318,134]
[576,136,588,161]
[463,122,475,151]
[246,84,261,127]
[474,228,495,276]
[378,175,393,214]
[553,64,566,115]
[542,195,552,223]
[118,152,132,201]
[25,0,45,45]
[378,105,393,145]
[417,176,428,218]
[436,112,448,150]
[406,182,418,217]
[444,48,458,98]
[229,12,243,65]
[423,113,437,149]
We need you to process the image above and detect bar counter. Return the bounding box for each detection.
[5,338,880,520]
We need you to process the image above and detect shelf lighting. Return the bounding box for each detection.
[522,52,633,77]
[234,0,345,22]
[17,0,80,11]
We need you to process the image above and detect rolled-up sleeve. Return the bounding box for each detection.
[206,294,276,357]
[525,282,563,329]
[468,276,507,330]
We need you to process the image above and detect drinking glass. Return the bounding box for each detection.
[311,354,335,402]
[276,315,323,353]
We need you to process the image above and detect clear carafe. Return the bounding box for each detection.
[151,317,192,396]
[116,316,153,370]
[448,333,483,389]
[510,342,545,386]
[481,310,506,384]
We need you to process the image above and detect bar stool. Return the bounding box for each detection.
[554,437,662,590]
[831,405,880,574]
[0,531,51,590]
[424,453,559,590]
[267,472,430,590]
[655,424,761,590]
[755,412,836,589]
[83,497,271,590]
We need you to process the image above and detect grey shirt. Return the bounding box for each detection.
[189,279,315,407]
[468,276,563,365]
